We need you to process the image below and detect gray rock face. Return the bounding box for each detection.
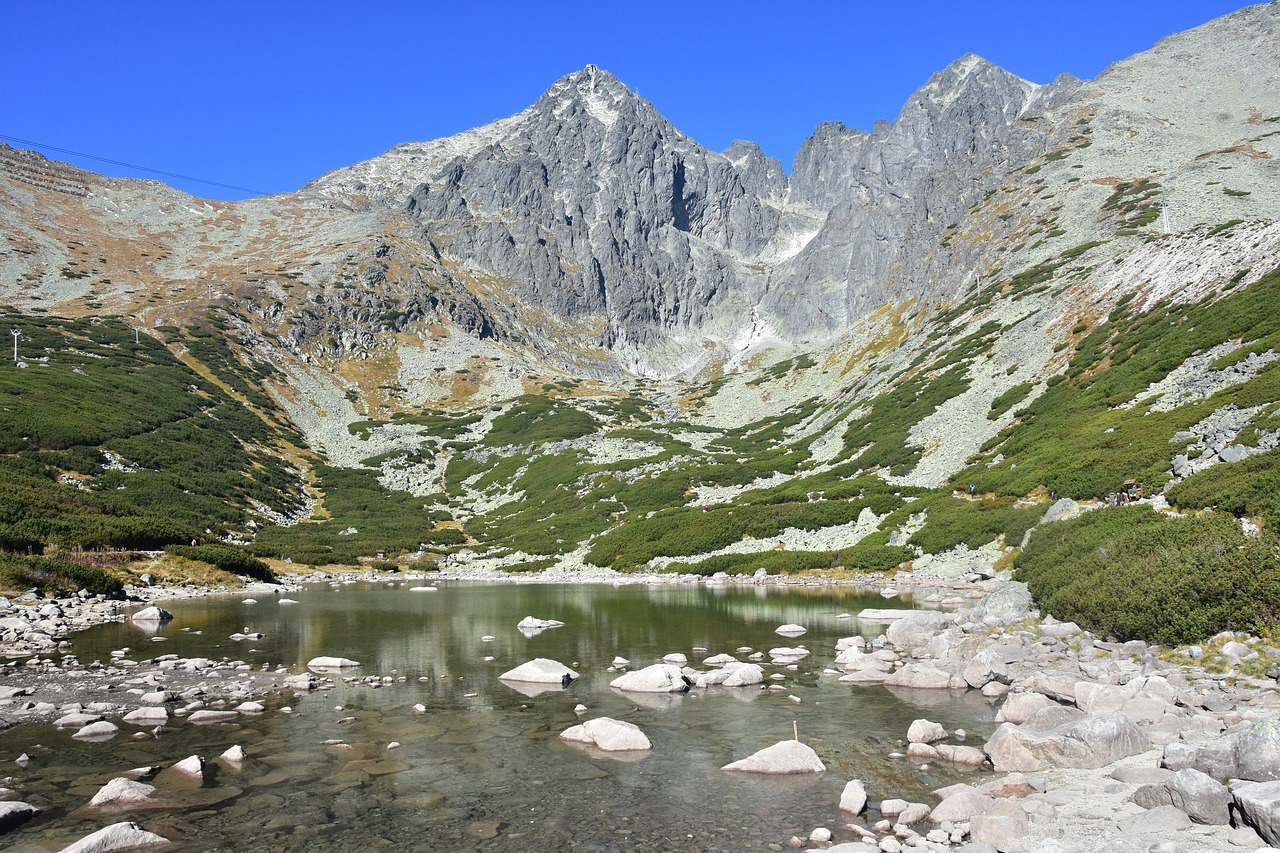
[1230,780,1280,845]
[1132,768,1230,825]
[1236,719,1280,782]
[396,66,784,354]
[983,711,1148,772]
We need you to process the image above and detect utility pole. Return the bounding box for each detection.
[10,329,18,362]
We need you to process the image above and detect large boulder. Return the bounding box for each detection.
[130,606,172,624]
[962,649,1008,689]
[1161,735,1240,780]
[723,740,825,774]
[1040,498,1080,525]
[1132,768,1230,825]
[498,658,579,684]
[883,663,957,690]
[973,582,1032,626]
[59,821,170,852]
[610,664,689,693]
[560,718,651,751]
[1236,719,1280,782]
[983,712,1147,772]
[995,692,1053,724]
[885,610,951,656]
[1231,780,1280,845]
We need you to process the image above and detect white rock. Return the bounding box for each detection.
[610,664,689,693]
[72,721,119,740]
[122,707,168,726]
[130,606,172,623]
[307,656,360,670]
[171,755,204,777]
[234,701,264,714]
[722,740,825,774]
[662,652,688,665]
[218,745,248,763]
[516,616,564,630]
[907,719,948,745]
[409,586,437,592]
[59,820,170,852]
[573,704,588,715]
[840,779,868,814]
[612,656,630,667]
[186,710,239,724]
[498,658,578,684]
[560,717,652,751]
[412,704,427,714]
[775,624,807,636]
[89,778,158,807]
[278,598,299,605]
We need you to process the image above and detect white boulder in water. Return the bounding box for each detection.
[516,616,565,630]
[723,740,826,774]
[131,606,172,623]
[59,821,170,853]
[498,658,579,684]
[775,624,807,636]
[560,717,652,751]
[307,656,360,671]
[610,664,689,693]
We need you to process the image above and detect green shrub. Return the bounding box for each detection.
[164,544,276,582]
[1015,507,1280,644]
[0,554,123,596]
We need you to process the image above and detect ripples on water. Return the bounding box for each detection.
[1,582,998,851]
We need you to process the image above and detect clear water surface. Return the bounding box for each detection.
[0,581,999,852]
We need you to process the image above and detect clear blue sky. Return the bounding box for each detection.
[1,1,1257,200]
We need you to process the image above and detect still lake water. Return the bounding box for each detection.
[2,582,998,852]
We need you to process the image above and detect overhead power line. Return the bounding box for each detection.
[0,133,272,196]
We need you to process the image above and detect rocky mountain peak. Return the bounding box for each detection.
[533,64,651,129]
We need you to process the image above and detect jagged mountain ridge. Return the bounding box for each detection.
[0,3,1277,389]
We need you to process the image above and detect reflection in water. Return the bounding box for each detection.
[2,582,999,851]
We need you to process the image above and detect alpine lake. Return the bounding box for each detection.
[1,581,1000,852]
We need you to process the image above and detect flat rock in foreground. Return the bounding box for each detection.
[722,740,825,774]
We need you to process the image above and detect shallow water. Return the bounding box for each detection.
[1,582,999,851]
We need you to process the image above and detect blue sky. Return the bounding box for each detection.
[1,1,1257,200]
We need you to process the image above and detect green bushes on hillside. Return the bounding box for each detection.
[1015,507,1280,644]
[1167,446,1280,529]
[164,543,275,582]
[0,554,124,596]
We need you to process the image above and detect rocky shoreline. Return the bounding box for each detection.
[1,568,1279,852]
